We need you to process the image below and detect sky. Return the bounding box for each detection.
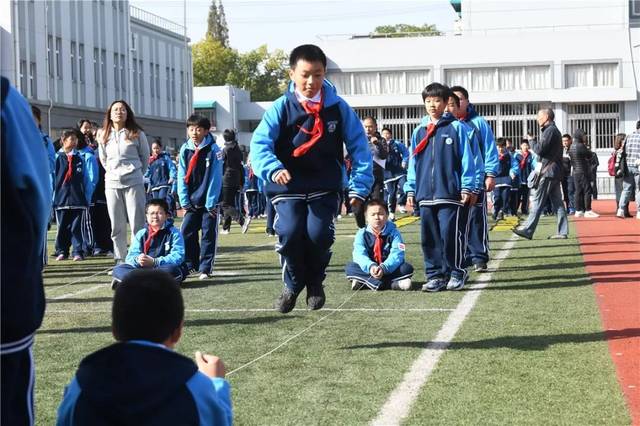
[129,0,459,53]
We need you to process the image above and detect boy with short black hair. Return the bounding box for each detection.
[111,198,188,289]
[405,82,477,292]
[492,138,519,220]
[146,138,178,217]
[250,44,373,313]
[177,115,223,281]
[345,199,413,290]
[57,269,232,425]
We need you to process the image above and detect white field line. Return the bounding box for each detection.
[45,307,456,314]
[51,284,108,300]
[370,234,519,426]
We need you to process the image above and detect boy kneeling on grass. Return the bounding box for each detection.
[111,198,189,289]
[57,269,232,425]
[345,199,414,291]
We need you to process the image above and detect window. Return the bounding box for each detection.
[327,73,351,96]
[448,66,551,91]
[114,53,120,91]
[93,48,100,86]
[353,72,379,95]
[47,35,54,77]
[139,59,144,95]
[55,37,62,78]
[180,70,184,103]
[155,64,160,98]
[567,103,621,150]
[71,41,77,82]
[380,72,403,95]
[166,66,170,100]
[406,71,430,94]
[19,60,27,95]
[100,49,107,88]
[29,62,37,97]
[149,62,155,97]
[132,59,138,94]
[171,68,176,101]
[78,44,85,83]
[120,54,126,92]
[566,63,618,88]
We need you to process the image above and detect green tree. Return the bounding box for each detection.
[217,1,229,48]
[228,46,289,101]
[206,0,229,47]
[373,23,441,37]
[191,37,238,86]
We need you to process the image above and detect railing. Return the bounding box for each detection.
[129,5,185,36]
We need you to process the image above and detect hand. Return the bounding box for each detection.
[485,176,496,191]
[137,254,154,268]
[406,196,415,209]
[194,351,226,378]
[461,193,478,206]
[349,197,363,210]
[370,265,384,279]
[208,207,218,217]
[273,169,292,185]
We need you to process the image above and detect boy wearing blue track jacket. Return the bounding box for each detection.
[146,139,178,217]
[111,198,188,288]
[451,86,500,272]
[492,138,520,220]
[53,130,97,261]
[177,115,223,281]
[57,269,232,426]
[404,83,477,292]
[250,44,373,313]
[515,139,534,215]
[345,200,413,291]
[383,128,410,220]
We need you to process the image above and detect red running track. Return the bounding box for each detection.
[573,200,640,425]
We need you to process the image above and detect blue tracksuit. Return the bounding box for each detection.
[57,340,232,426]
[460,103,499,267]
[515,150,534,214]
[112,220,188,283]
[492,151,519,217]
[250,80,373,294]
[404,113,476,282]
[53,149,97,257]
[345,221,413,290]
[146,152,178,216]
[244,165,261,217]
[177,134,223,275]
[384,139,410,214]
[1,77,52,426]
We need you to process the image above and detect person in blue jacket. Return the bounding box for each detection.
[1,76,52,426]
[492,138,519,220]
[52,129,97,261]
[57,269,233,426]
[451,86,500,273]
[382,127,409,221]
[514,139,535,215]
[177,115,223,281]
[146,138,177,217]
[404,82,477,292]
[111,198,188,289]
[250,44,373,313]
[345,199,413,291]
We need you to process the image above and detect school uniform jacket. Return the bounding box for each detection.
[146,152,178,193]
[404,113,477,206]
[460,103,500,179]
[352,221,406,275]
[384,139,410,178]
[494,151,519,186]
[514,150,534,186]
[1,77,52,350]
[53,149,97,209]
[125,221,185,267]
[56,340,232,426]
[249,80,373,200]
[177,133,223,211]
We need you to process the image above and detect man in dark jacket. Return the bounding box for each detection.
[220,129,250,234]
[513,108,568,239]
[569,129,599,217]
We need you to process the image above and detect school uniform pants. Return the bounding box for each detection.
[345,262,414,290]
[112,263,187,283]
[265,191,275,234]
[90,201,113,253]
[519,177,568,238]
[420,203,470,282]
[1,336,36,426]
[517,184,530,215]
[181,207,219,274]
[385,173,406,214]
[106,184,146,262]
[221,185,242,231]
[246,191,259,217]
[54,208,86,257]
[149,186,176,217]
[465,192,489,267]
[273,192,339,295]
[492,186,511,217]
[508,185,519,214]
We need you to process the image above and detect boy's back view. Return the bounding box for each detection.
[57,269,232,425]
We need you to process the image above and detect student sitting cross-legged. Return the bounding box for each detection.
[345,199,414,291]
[57,269,233,425]
[111,198,189,289]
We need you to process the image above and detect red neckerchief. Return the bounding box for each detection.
[143,227,161,255]
[412,122,436,157]
[248,167,254,179]
[184,145,201,184]
[520,151,530,169]
[148,154,159,165]
[373,228,384,264]
[499,152,505,162]
[63,153,74,183]
[292,94,324,157]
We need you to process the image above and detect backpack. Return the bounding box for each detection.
[607,151,616,177]
[385,141,404,173]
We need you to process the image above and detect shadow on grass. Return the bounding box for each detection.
[473,277,593,291]
[38,315,299,335]
[343,328,640,351]
[499,259,640,271]
[183,274,282,288]
[46,297,113,304]
[218,244,275,254]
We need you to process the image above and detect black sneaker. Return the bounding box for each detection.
[473,262,487,272]
[274,288,298,314]
[110,279,120,291]
[306,285,325,310]
[512,228,532,240]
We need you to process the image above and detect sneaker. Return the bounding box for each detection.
[497,211,504,220]
[351,279,364,290]
[391,277,412,291]
[473,262,487,272]
[220,229,230,235]
[110,279,120,290]
[306,285,325,310]
[389,212,396,221]
[266,229,276,237]
[568,208,576,215]
[274,287,297,314]
[512,228,532,240]
[55,254,66,261]
[548,234,568,239]
[574,211,584,217]
[398,207,407,214]
[198,273,210,280]
[422,278,446,292]
[241,216,252,234]
[446,276,465,291]
[72,255,84,262]
[584,210,599,218]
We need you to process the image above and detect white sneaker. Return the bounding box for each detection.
[574,211,584,217]
[198,273,210,280]
[241,216,252,234]
[337,214,343,220]
[584,210,600,218]
[220,229,230,235]
[616,209,625,218]
[391,277,412,291]
[398,207,407,214]
[351,279,364,290]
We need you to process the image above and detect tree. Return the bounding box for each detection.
[217,1,229,49]
[373,23,441,37]
[192,37,238,86]
[206,0,229,47]
[228,46,289,101]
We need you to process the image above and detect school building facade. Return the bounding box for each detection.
[3,0,192,151]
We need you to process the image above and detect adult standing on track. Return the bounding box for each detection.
[617,120,640,219]
[97,100,150,267]
[513,107,568,240]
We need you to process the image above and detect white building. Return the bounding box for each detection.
[4,0,192,152]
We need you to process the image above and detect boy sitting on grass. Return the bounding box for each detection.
[345,199,414,291]
[57,269,232,425]
[111,198,188,289]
